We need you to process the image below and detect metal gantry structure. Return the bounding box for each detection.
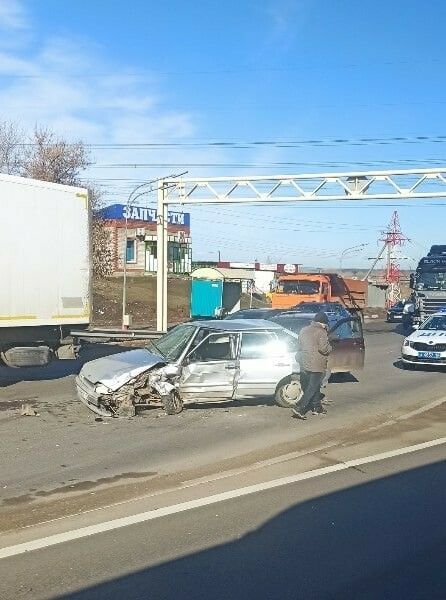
[156,167,446,330]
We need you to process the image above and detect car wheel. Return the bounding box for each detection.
[275,378,303,408]
[162,390,184,415]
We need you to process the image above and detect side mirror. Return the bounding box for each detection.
[412,324,419,330]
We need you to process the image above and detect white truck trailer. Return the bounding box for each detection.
[0,173,90,367]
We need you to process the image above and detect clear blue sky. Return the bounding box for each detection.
[1,0,446,268]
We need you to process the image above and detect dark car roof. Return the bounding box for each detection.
[224,308,282,320]
[186,319,288,332]
[273,312,337,324]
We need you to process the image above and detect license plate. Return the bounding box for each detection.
[418,351,441,359]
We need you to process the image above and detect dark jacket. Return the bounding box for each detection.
[297,321,332,372]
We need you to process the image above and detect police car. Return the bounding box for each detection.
[401,309,446,368]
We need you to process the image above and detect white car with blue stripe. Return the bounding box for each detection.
[401,309,446,367]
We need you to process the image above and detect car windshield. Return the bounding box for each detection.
[149,324,197,361]
[293,302,345,314]
[392,302,404,310]
[271,315,312,334]
[279,280,320,295]
[416,272,446,291]
[420,315,446,331]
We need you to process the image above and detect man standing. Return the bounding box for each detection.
[292,312,332,420]
[402,296,415,333]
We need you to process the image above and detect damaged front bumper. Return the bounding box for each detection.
[76,367,179,418]
[76,374,113,417]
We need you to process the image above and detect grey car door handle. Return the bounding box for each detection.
[225,364,237,370]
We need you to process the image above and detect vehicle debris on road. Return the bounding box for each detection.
[20,404,39,417]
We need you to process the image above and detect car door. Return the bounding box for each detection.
[235,330,298,398]
[178,332,239,402]
[329,317,365,372]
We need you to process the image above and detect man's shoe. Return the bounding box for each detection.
[292,408,307,420]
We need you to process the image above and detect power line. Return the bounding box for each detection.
[16,134,446,150]
[88,159,446,169]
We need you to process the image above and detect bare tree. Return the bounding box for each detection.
[88,186,114,278]
[2,120,112,279]
[22,127,90,185]
[0,120,25,175]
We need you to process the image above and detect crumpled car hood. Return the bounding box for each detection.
[79,349,166,392]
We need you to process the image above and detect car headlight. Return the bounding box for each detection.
[96,383,112,395]
[403,339,413,348]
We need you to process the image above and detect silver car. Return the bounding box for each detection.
[76,320,300,417]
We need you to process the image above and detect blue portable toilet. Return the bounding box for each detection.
[190,267,254,318]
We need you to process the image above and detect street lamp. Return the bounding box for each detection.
[121,182,155,329]
[339,243,369,271]
[121,171,188,330]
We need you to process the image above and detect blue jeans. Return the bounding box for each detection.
[296,371,325,415]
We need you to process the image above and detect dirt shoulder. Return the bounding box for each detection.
[92,276,269,328]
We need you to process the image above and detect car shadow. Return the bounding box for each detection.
[59,459,446,600]
[329,372,359,383]
[383,323,412,337]
[393,359,446,373]
[184,396,278,410]
[0,343,135,387]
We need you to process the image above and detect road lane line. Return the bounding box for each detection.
[1,436,445,560]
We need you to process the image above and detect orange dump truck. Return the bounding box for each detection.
[270,273,367,313]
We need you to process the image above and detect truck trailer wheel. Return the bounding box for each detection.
[1,346,53,368]
[162,391,184,415]
[275,377,303,408]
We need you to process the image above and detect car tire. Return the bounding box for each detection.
[162,390,184,415]
[275,377,303,408]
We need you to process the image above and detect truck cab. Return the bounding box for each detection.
[271,274,329,309]
[410,249,446,325]
[270,273,366,315]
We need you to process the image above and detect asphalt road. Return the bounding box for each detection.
[0,442,445,599]
[0,322,445,529]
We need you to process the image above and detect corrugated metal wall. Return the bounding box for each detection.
[367,283,387,307]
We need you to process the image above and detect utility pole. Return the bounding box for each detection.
[380,211,409,306]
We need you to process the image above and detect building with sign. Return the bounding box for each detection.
[99,204,192,275]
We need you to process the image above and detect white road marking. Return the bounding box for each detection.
[1,437,445,560]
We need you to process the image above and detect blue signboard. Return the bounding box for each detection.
[99,203,190,227]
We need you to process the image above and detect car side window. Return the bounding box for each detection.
[240,332,293,359]
[240,332,276,359]
[187,333,236,362]
[275,330,299,352]
[331,319,362,340]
